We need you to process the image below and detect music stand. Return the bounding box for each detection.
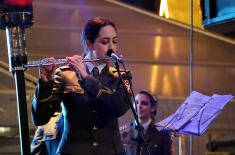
[155,91,233,136]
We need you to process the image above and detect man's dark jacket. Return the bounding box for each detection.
[120,121,172,155]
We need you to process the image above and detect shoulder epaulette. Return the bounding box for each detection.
[54,65,71,73]
[59,65,70,71]
[108,66,130,78]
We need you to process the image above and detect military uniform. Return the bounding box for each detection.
[32,64,131,155]
[120,121,172,155]
[31,112,63,155]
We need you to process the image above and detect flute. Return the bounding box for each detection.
[24,57,113,68]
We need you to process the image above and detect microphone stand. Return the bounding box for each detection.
[111,57,150,155]
[6,25,30,155]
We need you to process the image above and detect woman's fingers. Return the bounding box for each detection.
[66,55,88,78]
[39,57,57,82]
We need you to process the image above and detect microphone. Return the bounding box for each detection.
[106,49,123,63]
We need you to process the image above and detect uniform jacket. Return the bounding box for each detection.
[120,121,172,155]
[31,64,131,155]
[31,113,63,155]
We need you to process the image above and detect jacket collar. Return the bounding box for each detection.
[131,120,159,142]
[98,64,117,84]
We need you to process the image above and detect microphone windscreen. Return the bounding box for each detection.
[106,49,113,57]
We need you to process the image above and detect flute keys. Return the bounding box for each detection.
[40,58,57,66]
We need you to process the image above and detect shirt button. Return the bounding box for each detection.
[92,142,99,147]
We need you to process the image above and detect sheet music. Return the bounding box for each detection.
[155,91,233,136]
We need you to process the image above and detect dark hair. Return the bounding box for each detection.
[81,17,117,55]
[138,90,158,106]
[137,90,158,119]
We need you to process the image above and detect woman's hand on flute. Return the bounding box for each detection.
[66,55,89,79]
[39,57,57,82]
